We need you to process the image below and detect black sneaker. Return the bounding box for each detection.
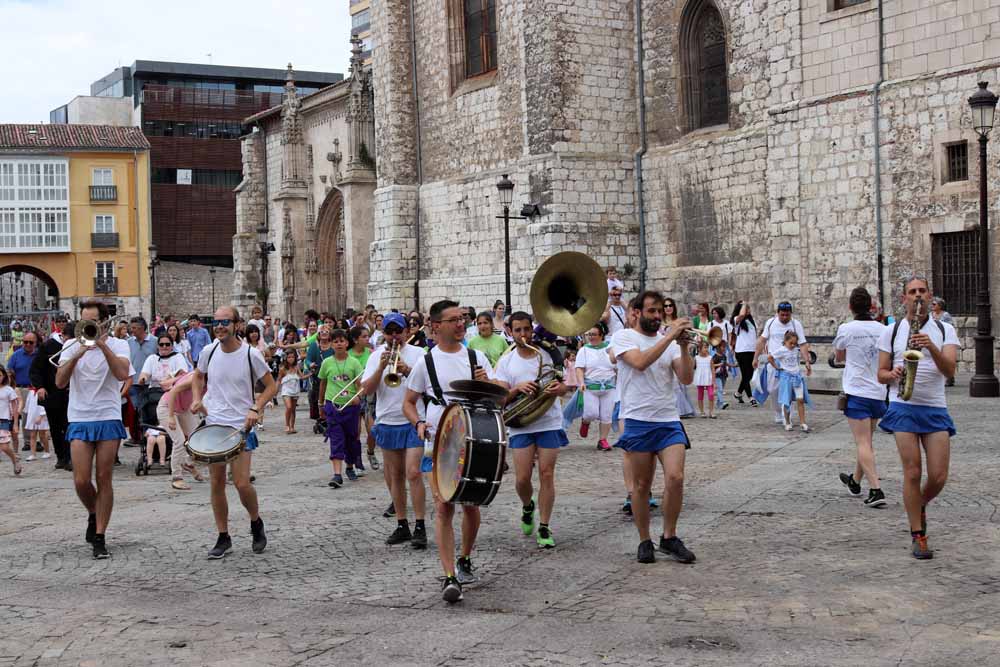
[733,392,744,404]
[839,472,862,497]
[251,518,267,554]
[21,442,30,451]
[864,488,887,508]
[441,576,463,603]
[911,534,933,560]
[85,513,96,544]
[92,536,110,560]
[455,556,476,584]
[382,502,396,518]
[328,475,343,488]
[637,539,656,563]
[208,534,233,559]
[622,496,633,517]
[411,523,428,549]
[659,536,696,563]
[345,467,358,481]
[386,524,412,545]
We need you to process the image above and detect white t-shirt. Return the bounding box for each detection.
[406,346,494,439]
[614,328,683,422]
[760,317,807,355]
[0,386,17,420]
[247,318,267,334]
[64,337,133,423]
[878,318,960,408]
[606,303,627,336]
[495,347,564,436]
[771,347,801,374]
[833,320,887,400]
[197,341,271,429]
[175,338,192,363]
[140,353,189,387]
[363,343,426,426]
[575,344,616,384]
[693,354,714,386]
[607,277,624,292]
[733,320,757,353]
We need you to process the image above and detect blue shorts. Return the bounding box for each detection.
[67,420,127,443]
[372,423,422,450]
[616,419,690,452]
[0,419,11,431]
[879,402,956,436]
[844,395,887,420]
[509,429,569,450]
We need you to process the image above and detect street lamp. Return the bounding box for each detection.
[256,225,275,314]
[496,174,519,312]
[148,244,160,323]
[968,81,1000,397]
[209,267,217,313]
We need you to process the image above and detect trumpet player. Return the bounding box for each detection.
[360,313,428,548]
[877,276,959,560]
[495,312,572,549]
[318,329,365,487]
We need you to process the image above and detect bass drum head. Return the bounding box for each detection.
[186,424,244,464]
[433,404,469,503]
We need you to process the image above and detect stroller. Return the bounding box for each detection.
[134,384,174,476]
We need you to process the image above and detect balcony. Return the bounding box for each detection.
[94,277,118,294]
[91,233,119,249]
[90,185,118,202]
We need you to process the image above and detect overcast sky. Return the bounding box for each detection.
[0,0,353,123]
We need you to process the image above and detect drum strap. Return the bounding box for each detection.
[204,343,256,402]
[424,347,478,406]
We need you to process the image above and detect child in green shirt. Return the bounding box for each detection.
[318,329,364,486]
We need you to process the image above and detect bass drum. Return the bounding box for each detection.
[185,424,245,465]
[432,401,507,506]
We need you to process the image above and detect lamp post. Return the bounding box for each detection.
[148,244,159,323]
[969,81,1000,397]
[209,267,217,313]
[256,225,275,314]
[495,174,525,312]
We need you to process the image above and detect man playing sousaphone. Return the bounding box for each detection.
[190,306,277,559]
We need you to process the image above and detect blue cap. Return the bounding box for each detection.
[383,312,407,330]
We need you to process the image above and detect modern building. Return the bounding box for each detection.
[50,61,343,274]
[0,124,152,317]
[350,0,373,64]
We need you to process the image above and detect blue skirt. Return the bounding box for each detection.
[510,429,569,450]
[879,402,956,436]
[844,395,887,420]
[616,419,690,452]
[372,423,422,450]
[67,420,127,443]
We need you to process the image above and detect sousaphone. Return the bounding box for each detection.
[529,251,608,337]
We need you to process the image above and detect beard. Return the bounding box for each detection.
[639,317,660,334]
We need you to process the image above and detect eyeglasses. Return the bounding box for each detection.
[439,317,465,324]
[211,319,233,327]
[22,341,35,345]
[586,333,600,337]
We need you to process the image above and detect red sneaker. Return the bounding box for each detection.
[579,422,590,438]
[598,439,611,451]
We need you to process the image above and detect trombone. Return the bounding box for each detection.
[48,319,104,367]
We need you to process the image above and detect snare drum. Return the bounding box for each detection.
[432,401,507,506]
[185,424,245,465]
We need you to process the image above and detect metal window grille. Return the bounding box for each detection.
[946,142,969,182]
[932,230,980,316]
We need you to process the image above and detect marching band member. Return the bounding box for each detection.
[614,291,697,564]
[403,300,495,604]
[190,306,277,559]
[361,313,428,548]
[494,311,572,549]
[877,277,959,560]
[55,301,132,559]
[319,329,365,486]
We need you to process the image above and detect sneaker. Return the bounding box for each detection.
[649,496,659,509]
[622,496,632,517]
[368,451,380,470]
[839,473,862,497]
[775,414,786,425]
[537,525,555,549]
[521,500,535,536]
[386,524,413,545]
[784,422,793,432]
[35,443,43,453]
[251,518,267,554]
[864,488,887,508]
[345,467,358,482]
[637,539,656,563]
[801,424,810,433]
[85,514,96,544]
[659,536,696,563]
[383,502,396,518]
[733,392,745,404]
[92,536,110,560]
[749,398,759,407]
[354,467,367,477]
[25,455,36,462]
[597,439,611,451]
[699,413,707,419]
[455,556,476,584]
[580,422,590,438]
[207,534,233,559]
[911,534,933,560]
[411,523,428,549]
[40,453,51,459]
[720,402,730,410]
[21,443,29,451]
[441,576,463,603]
[328,475,343,488]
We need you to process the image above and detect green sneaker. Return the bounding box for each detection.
[521,500,535,536]
[536,525,555,549]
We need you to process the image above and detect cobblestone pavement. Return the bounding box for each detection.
[2,381,999,666]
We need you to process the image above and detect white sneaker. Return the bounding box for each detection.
[774,414,785,425]
[40,453,51,459]
[801,424,810,433]
[784,423,793,432]
[25,455,36,461]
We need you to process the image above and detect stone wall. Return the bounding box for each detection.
[155,260,233,318]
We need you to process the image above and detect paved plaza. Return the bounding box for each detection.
[1,385,999,666]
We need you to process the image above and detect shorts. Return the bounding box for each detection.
[509,429,569,450]
[66,420,127,443]
[372,423,422,450]
[0,418,11,431]
[879,402,956,436]
[615,419,690,452]
[844,395,887,421]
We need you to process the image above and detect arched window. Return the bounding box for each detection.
[680,1,730,131]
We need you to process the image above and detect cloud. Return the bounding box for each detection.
[0,0,352,123]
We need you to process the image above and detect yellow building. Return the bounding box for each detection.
[350,0,373,65]
[0,124,151,318]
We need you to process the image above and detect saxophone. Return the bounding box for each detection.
[899,297,926,401]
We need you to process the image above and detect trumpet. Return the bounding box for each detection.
[677,325,724,347]
[48,319,105,367]
[383,334,416,387]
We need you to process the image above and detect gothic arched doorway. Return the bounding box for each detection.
[0,263,60,312]
[316,188,345,315]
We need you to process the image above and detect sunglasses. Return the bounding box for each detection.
[158,342,173,347]
[212,319,233,327]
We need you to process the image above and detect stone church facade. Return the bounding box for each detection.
[369,0,1000,363]
[233,40,376,321]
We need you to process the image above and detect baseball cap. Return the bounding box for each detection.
[777,302,793,312]
[383,312,407,331]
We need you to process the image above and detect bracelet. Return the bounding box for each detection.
[249,407,259,414]
[415,420,425,427]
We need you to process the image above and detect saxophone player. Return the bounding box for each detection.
[877,276,960,560]
[494,312,572,549]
